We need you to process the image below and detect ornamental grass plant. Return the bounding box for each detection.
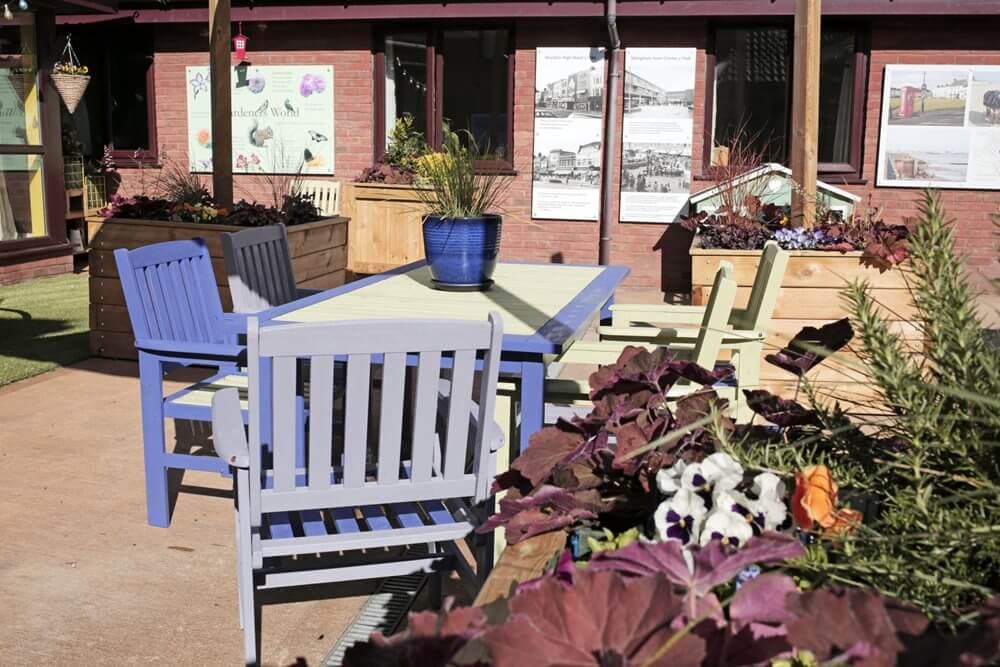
[413,129,511,219]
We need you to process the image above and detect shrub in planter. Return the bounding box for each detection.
[355,115,425,185]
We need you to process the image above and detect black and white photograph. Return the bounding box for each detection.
[531,47,605,220]
[619,48,696,223]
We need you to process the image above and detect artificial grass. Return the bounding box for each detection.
[0,272,90,386]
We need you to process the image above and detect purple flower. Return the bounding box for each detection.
[299,73,326,97]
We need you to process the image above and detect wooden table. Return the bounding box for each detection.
[259,260,629,453]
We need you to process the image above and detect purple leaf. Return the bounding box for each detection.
[588,532,805,598]
[785,587,928,667]
[765,318,854,377]
[480,570,707,667]
[474,485,600,545]
[743,390,820,427]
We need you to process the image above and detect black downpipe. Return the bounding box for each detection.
[599,0,621,265]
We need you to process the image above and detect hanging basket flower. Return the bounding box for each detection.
[52,35,90,113]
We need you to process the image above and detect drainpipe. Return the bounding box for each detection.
[598,0,621,265]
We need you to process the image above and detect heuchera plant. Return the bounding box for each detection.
[681,196,911,270]
[343,534,1000,667]
[476,346,732,545]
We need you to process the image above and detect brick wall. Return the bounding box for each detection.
[0,253,73,285]
[110,16,1000,294]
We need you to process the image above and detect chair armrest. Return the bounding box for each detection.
[598,324,699,341]
[134,338,246,361]
[211,388,250,468]
[610,303,705,327]
[296,287,322,298]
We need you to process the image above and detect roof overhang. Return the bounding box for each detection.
[35,0,117,14]
[57,0,1000,24]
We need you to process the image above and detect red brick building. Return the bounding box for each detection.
[4,0,999,290]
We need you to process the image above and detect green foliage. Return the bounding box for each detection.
[381,114,427,172]
[414,130,511,218]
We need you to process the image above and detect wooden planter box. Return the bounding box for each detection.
[87,215,349,360]
[341,182,427,275]
[691,238,917,404]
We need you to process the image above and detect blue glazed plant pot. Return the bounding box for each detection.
[422,214,502,291]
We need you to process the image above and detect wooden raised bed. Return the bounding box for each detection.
[340,182,426,275]
[474,531,566,607]
[87,215,349,360]
[691,239,916,404]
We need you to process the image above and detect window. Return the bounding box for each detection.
[378,26,513,167]
[0,19,46,241]
[709,25,867,178]
[68,25,156,161]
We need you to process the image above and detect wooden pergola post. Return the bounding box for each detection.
[209,0,233,209]
[790,0,821,228]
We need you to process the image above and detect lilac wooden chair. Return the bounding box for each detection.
[114,239,248,527]
[211,313,504,666]
[221,224,319,313]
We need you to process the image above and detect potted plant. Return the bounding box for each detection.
[414,131,511,290]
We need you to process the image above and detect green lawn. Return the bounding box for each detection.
[0,272,90,386]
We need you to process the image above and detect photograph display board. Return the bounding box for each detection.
[531,47,605,221]
[877,64,1000,189]
[619,48,696,223]
[186,65,335,175]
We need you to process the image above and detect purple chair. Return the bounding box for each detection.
[115,239,248,527]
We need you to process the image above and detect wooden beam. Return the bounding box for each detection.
[790,0,821,228]
[208,0,233,209]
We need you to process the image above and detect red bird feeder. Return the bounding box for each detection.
[233,24,248,61]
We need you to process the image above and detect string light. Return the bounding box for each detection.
[3,4,13,20]
[17,0,27,10]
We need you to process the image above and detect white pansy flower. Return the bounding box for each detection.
[656,460,687,496]
[653,488,707,544]
[701,452,744,492]
[751,472,789,530]
[699,506,755,548]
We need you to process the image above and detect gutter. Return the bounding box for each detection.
[598,0,621,265]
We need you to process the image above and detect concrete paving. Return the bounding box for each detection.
[0,359,373,666]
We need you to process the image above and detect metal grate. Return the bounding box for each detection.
[321,559,429,666]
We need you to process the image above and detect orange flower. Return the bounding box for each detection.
[196,128,211,146]
[792,465,862,534]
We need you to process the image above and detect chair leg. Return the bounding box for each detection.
[426,542,443,609]
[735,342,762,424]
[238,545,259,666]
[235,510,244,630]
[138,352,170,528]
[477,527,496,584]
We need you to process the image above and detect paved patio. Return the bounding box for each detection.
[0,359,376,666]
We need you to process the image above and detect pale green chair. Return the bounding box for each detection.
[545,260,745,418]
[594,241,789,421]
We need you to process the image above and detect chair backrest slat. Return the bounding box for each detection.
[244,315,503,520]
[737,241,789,332]
[409,350,441,483]
[342,354,371,488]
[272,356,299,492]
[222,224,300,313]
[691,261,738,370]
[377,352,407,484]
[298,179,341,216]
[443,349,475,480]
[114,239,227,345]
[308,355,335,490]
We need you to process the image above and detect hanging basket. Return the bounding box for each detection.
[53,34,90,113]
[51,72,90,113]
